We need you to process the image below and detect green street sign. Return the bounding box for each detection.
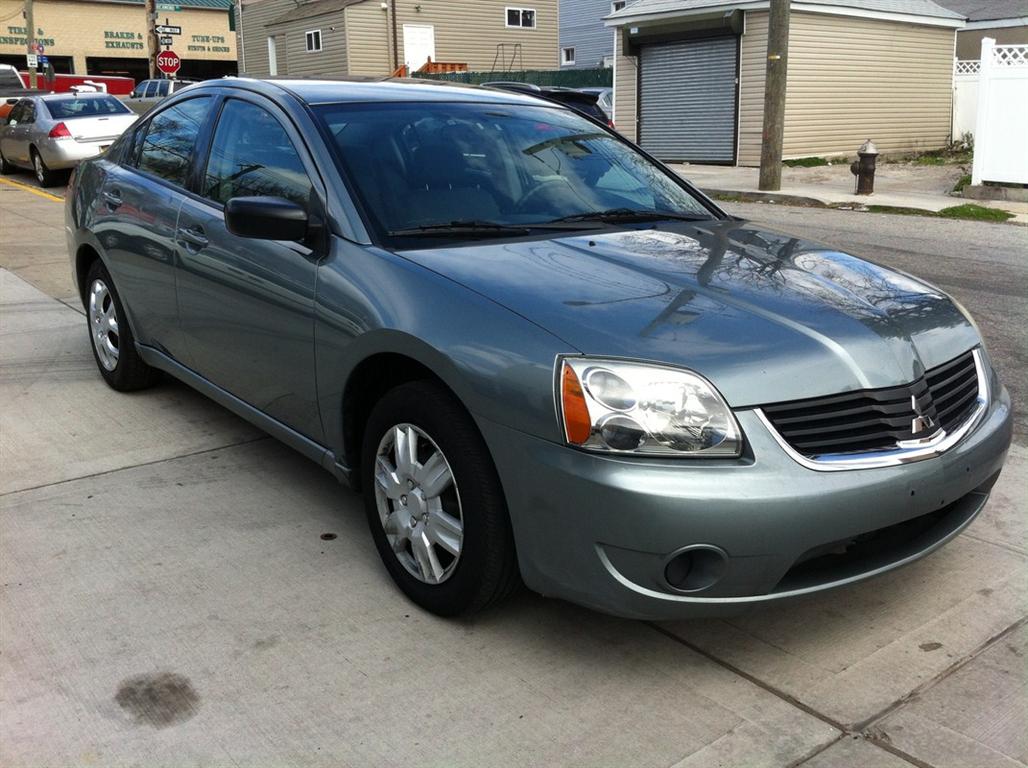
[156,4,181,11]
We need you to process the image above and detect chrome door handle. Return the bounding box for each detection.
[102,189,122,208]
[178,226,209,249]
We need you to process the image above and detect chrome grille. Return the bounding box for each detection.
[761,350,980,459]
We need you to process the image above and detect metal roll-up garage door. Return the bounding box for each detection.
[639,36,738,163]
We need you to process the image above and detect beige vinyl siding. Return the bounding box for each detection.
[266,16,347,77]
[783,12,955,159]
[613,29,638,142]
[740,11,955,165]
[240,0,294,76]
[395,0,557,71]
[343,2,392,75]
[738,11,769,166]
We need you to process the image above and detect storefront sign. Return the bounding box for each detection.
[104,31,145,50]
[1,27,55,48]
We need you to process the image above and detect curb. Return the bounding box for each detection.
[701,188,829,208]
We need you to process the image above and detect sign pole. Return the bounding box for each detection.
[146,0,159,78]
[25,0,38,89]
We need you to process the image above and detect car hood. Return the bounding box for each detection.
[398,219,980,407]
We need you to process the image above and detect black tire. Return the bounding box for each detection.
[0,150,13,175]
[30,147,60,187]
[84,259,160,391]
[361,380,519,616]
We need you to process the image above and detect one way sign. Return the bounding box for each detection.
[155,24,182,35]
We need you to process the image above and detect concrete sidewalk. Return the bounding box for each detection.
[675,163,1028,223]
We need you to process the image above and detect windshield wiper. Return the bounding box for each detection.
[547,208,713,224]
[387,220,532,237]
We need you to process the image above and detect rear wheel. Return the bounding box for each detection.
[361,380,519,616]
[85,259,160,391]
[31,148,59,187]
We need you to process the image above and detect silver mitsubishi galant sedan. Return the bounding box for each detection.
[65,78,1012,619]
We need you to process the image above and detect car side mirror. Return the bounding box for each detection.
[225,196,308,241]
[5,98,18,105]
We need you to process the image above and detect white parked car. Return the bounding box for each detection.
[0,93,137,185]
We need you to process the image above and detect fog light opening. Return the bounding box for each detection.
[664,546,728,593]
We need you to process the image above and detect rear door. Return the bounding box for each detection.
[639,36,738,163]
[174,94,324,441]
[91,95,214,359]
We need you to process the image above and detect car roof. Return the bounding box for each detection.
[187,76,558,108]
[40,92,118,101]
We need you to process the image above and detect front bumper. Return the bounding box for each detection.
[39,137,113,170]
[479,382,1012,620]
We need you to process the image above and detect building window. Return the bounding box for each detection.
[611,1,626,11]
[505,7,536,28]
[562,47,575,65]
[305,29,322,52]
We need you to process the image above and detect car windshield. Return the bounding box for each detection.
[314,101,714,241]
[45,96,131,119]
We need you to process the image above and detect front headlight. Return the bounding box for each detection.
[558,358,742,457]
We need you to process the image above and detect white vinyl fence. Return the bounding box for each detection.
[971,39,1028,186]
[952,59,980,140]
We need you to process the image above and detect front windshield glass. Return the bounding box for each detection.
[314,102,714,240]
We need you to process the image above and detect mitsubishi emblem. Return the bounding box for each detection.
[910,393,937,436]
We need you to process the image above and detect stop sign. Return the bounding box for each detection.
[156,49,181,75]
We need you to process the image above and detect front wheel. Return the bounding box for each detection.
[361,380,519,616]
[0,149,13,175]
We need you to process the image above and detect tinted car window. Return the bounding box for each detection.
[6,102,25,123]
[158,80,170,97]
[144,81,160,98]
[203,99,312,207]
[44,96,132,119]
[315,102,710,237]
[137,96,211,187]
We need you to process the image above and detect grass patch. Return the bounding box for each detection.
[865,203,1013,223]
[938,204,1013,222]
[953,174,972,194]
[783,157,829,168]
[914,154,946,166]
[711,192,743,203]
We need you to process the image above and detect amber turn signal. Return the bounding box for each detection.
[561,362,592,444]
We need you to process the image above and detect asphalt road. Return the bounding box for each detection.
[1,175,1026,768]
[723,201,1028,446]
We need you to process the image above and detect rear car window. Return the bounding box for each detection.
[44,97,132,119]
[137,96,212,187]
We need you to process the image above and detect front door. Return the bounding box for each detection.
[174,94,324,441]
[403,24,435,72]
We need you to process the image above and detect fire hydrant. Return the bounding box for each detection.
[850,139,879,195]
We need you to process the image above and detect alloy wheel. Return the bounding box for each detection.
[88,278,120,371]
[33,154,44,184]
[374,423,464,584]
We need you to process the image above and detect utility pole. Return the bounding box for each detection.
[25,0,37,90]
[145,0,159,79]
[758,0,790,191]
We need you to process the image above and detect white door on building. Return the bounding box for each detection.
[267,36,278,76]
[403,24,435,72]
